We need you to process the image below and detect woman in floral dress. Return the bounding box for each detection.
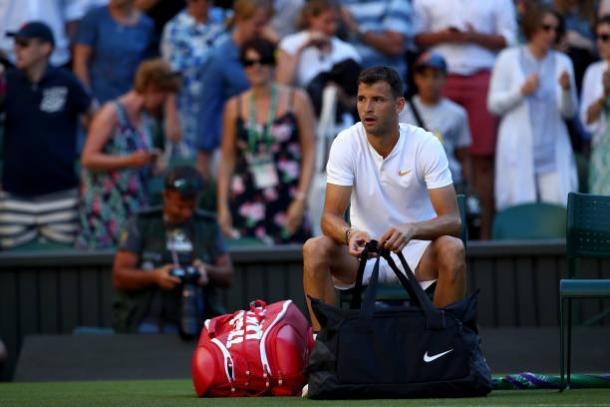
[76,59,181,248]
[217,38,316,244]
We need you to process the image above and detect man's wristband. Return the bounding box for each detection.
[344,228,353,246]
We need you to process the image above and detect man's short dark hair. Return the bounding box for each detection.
[357,66,404,98]
[164,166,204,199]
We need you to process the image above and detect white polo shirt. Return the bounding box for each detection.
[326,122,452,240]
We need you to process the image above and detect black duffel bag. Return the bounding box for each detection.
[307,240,492,399]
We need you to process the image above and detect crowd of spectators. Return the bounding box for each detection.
[1,0,610,251]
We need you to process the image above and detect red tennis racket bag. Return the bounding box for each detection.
[192,299,313,397]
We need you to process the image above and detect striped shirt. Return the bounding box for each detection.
[0,189,79,248]
[339,0,412,79]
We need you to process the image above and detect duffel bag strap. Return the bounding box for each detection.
[350,242,375,309]
[381,249,445,330]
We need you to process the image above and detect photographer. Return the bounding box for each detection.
[112,165,233,335]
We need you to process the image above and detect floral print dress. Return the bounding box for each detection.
[230,92,312,244]
[75,101,154,249]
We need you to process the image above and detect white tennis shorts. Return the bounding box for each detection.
[333,239,435,290]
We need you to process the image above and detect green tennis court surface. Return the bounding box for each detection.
[1,379,610,407]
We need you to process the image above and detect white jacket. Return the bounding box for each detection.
[487,47,578,211]
[580,60,609,145]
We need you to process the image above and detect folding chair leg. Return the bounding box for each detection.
[566,298,572,388]
[560,297,566,391]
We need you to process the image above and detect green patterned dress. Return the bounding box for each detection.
[75,101,154,249]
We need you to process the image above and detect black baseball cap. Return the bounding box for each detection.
[164,165,205,199]
[7,21,55,47]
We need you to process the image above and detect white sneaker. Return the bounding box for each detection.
[301,384,309,398]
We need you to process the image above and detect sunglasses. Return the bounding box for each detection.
[15,38,32,48]
[541,24,559,33]
[597,33,610,42]
[241,57,274,67]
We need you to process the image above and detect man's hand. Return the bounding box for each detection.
[379,224,415,253]
[348,229,372,257]
[153,264,181,290]
[193,259,210,286]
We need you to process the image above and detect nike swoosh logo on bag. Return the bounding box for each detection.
[423,349,453,363]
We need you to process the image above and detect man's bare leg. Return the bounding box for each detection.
[303,236,359,331]
[415,235,466,307]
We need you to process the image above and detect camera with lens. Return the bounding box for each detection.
[169,265,204,340]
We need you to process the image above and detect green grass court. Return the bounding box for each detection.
[1,379,610,407]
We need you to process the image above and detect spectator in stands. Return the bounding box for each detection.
[399,52,472,193]
[267,0,305,42]
[65,1,112,44]
[76,58,180,249]
[413,0,517,239]
[135,0,186,51]
[580,14,610,195]
[0,0,85,67]
[277,0,361,119]
[73,0,156,105]
[217,38,316,245]
[488,5,578,211]
[303,66,465,331]
[112,165,233,333]
[0,22,94,249]
[337,0,411,80]
[196,0,273,180]
[161,0,226,156]
[555,0,597,92]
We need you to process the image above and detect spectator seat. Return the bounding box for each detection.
[492,202,567,240]
[560,192,610,389]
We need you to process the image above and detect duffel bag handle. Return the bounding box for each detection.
[357,240,445,330]
[351,240,422,310]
